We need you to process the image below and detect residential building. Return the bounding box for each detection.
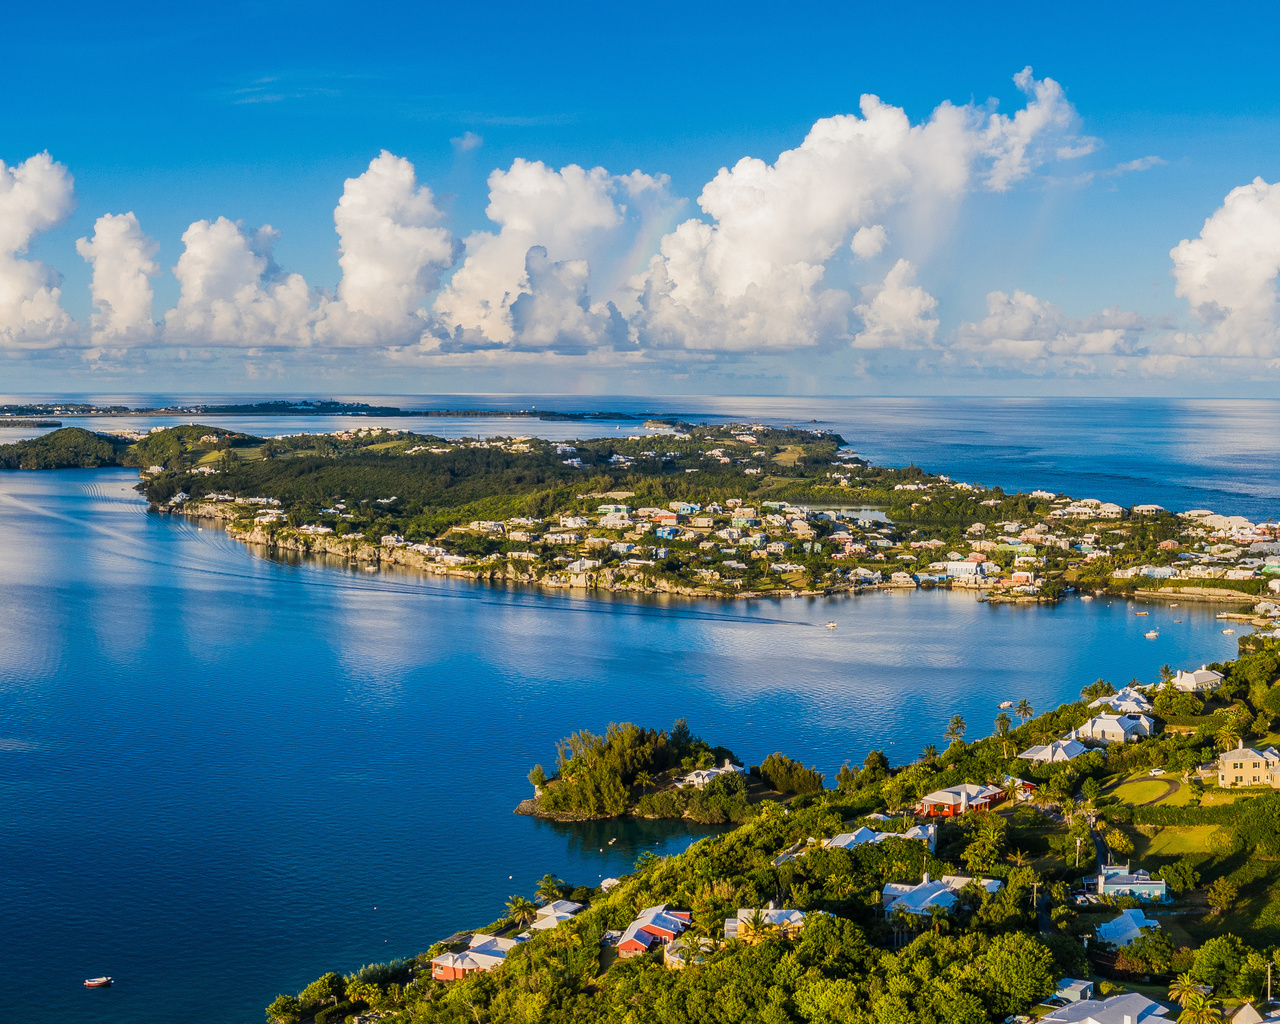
[1173,665,1224,692]
[617,905,691,958]
[882,873,1002,916]
[527,900,584,931]
[677,759,746,790]
[1217,743,1280,788]
[822,822,937,854]
[1094,907,1161,946]
[1055,978,1095,1003]
[1018,739,1088,763]
[1096,863,1167,900]
[724,907,806,942]
[430,934,521,981]
[1069,713,1154,745]
[1039,993,1170,1023]
[917,783,1004,816]
[1089,686,1154,716]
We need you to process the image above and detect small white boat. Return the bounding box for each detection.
[825,621,837,629]
[997,700,1014,709]
[1144,630,1159,639]
[1223,628,1236,635]
[84,977,112,989]
[1173,619,1183,623]
[1080,595,1094,601]
[1169,603,1178,607]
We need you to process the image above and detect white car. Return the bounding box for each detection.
[1148,768,1166,777]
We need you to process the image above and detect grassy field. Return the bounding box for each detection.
[1130,826,1217,858]
[1111,779,1171,805]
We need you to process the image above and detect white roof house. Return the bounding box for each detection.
[1089,686,1154,715]
[918,782,1004,815]
[1095,907,1160,946]
[1018,739,1088,763]
[527,899,584,931]
[823,822,937,854]
[1174,665,1224,692]
[430,934,521,977]
[723,907,806,939]
[677,759,746,790]
[1040,993,1170,1023]
[1217,744,1280,788]
[882,873,1002,916]
[1055,978,1095,1003]
[1070,713,1154,745]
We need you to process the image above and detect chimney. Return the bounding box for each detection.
[922,872,930,885]
[1124,1016,1133,1024]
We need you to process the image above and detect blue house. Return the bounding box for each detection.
[1096,863,1167,900]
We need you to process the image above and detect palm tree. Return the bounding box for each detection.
[944,714,967,746]
[1168,973,1200,1008]
[927,903,951,935]
[1178,991,1222,1023]
[920,744,938,763]
[1159,664,1174,687]
[505,895,538,927]
[1015,699,1034,726]
[994,712,1012,757]
[1216,728,1242,754]
[1007,848,1030,868]
[535,874,567,904]
[746,908,775,943]
[634,771,654,795]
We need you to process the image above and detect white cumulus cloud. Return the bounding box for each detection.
[317,150,455,345]
[634,68,1092,352]
[1170,176,1280,358]
[76,212,159,341]
[850,224,888,259]
[852,259,939,349]
[0,152,76,349]
[164,217,315,348]
[954,289,1146,361]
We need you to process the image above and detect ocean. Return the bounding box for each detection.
[0,397,1274,1023]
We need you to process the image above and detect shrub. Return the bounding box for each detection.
[314,1000,353,1024]
[759,752,826,795]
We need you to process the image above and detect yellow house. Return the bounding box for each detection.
[1218,744,1280,789]
[724,907,806,943]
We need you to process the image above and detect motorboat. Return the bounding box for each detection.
[997,700,1014,709]
[1135,611,1149,616]
[1223,628,1236,635]
[825,621,837,629]
[84,978,112,989]
[1144,630,1159,639]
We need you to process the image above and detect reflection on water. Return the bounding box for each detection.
[0,463,1259,1024]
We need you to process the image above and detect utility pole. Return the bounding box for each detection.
[1076,837,1082,868]
[1031,881,1040,909]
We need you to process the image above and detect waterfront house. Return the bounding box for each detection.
[1096,863,1167,900]
[1174,665,1224,692]
[1217,742,1280,788]
[1094,907,1161,946]
[430,934,521,981]
[528,899,584,931]
[1018,739,1088,763]
[617,905,691,957]
[917,783,1004,816]
[1039,993,1169,1023]
[882,873,1002,916]
[724,907,806,942]
[1089,686,1154,715]
[1069,713,1154,745]
[678,759,746,790]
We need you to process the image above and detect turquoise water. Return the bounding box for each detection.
[0,464,1249,1024]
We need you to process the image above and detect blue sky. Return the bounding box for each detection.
[4,1,1280,395]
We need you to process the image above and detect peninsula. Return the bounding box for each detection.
[1,422,1278,606]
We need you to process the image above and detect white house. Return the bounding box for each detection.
[882,873,1002,916]
[1095,907,1161,946]
[1069,713,1154,745]
[1018,739,1088,763]
[823,822,937,854]
[1089,686,1154,716]
[1055,978,1095,1003]
[527,899,584,931]
[678,759,746,790]
[431,934,522,981]
[1039,993,1169,1023]
[1174,665,1224,692]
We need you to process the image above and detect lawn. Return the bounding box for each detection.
[1111,779,1171,806]
[1129,826,1217,859]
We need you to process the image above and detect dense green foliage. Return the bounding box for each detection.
[0,427,127,469]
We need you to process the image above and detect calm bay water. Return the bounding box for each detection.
[0,463,1248,1024]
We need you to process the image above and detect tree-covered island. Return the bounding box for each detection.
[262,639,1280,1023]
[3,421,1276,604]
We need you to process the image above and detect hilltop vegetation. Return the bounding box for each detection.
[0,427,129,469]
